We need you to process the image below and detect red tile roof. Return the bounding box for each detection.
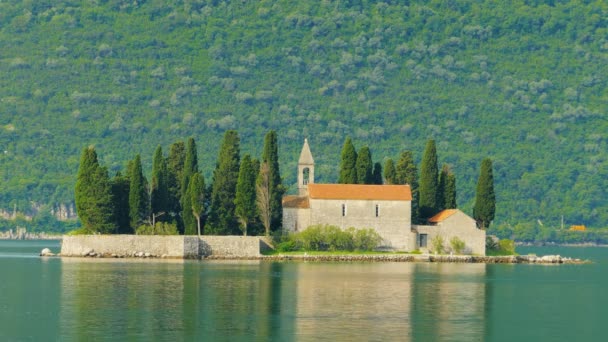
[282,195,310,208]
[307,184,412,201]
[428,209,459,223]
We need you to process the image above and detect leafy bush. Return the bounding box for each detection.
[352,228,383,251]
[486,238,517,256]
[135,222,179,235]
[498,239,516,255]
[283,225,382,252]
[449,237,466,254]
[276,240,297,252]
[431,235,445,254]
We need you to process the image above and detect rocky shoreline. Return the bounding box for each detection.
[49,251,588,264]
[207,254,589,264]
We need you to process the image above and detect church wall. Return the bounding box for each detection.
[414,211,486,255]
[283,208,311,233]
[309,198,416,251]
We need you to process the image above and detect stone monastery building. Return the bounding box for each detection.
[282,139,486,255]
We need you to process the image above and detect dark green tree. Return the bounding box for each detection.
[181,138,199,196]
[128,154,149,229]
[338,137,357,184]
[372,162,383,185]
[187,172,205,235]
[384,158,396,184]
[437,164,447,212]
[180,138,198,234]
[355,146,373,184]
[150,145,169,225]
[261,130,284,233]
[445,171,457,209]
[474,158,496,230]
[235,154,258,236]
[110,171,131,233]
[166,141,185,217]
[207,130,241,235]
[395,151,419,223]
[256,162,271,236]
[419,140,439,220]
[75,146,116,233]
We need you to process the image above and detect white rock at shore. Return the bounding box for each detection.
[40,248,55,257]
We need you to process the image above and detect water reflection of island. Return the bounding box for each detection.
[59,260,486,340]
[293,263,486,340]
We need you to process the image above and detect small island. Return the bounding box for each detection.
[57,131,586,264]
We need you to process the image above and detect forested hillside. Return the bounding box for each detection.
[0,0,606,235]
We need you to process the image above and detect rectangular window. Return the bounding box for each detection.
[342,204,346,217]
[375,204,379,217]
[419,234,428,248]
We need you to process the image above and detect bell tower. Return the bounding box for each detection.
[297,138,315,196]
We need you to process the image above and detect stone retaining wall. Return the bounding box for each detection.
[61,235,267,259]
[199,236,270,257]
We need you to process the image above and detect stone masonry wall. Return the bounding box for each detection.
[309,198,415,251]
[199,236,265,257]
[61,235,265,258]
[61,235,199,258]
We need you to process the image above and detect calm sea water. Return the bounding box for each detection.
[0,241,606,341]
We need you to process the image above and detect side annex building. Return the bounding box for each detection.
[282,139,486,255]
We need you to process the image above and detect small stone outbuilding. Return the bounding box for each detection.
[414,209,486,255]
[282,139,486,255]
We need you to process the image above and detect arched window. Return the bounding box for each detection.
[302,167,310,185]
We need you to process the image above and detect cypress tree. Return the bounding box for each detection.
[257,162,271,236]
[235,154,258,236]
[150,145,168,224]
[261,130,284,233]
[207,130,241,235]
[111,171,131,234]
[437,164,448,212]
[395,151,419,223]
[338,137,357,184]
[384,158,396,185]
[180,138,198,234]
[128,154,149,229]
[75,146,116,233]
[419,140,439,220]
[439,164,457,210]
[355,146,373,184]
[166,141,185,217]
[187,172,205,235]
[181,138,198,197]
[474,158,496,230]
[445,171,457,209]
[372,162,383,185]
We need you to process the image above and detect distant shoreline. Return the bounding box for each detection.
[517,242,608,247]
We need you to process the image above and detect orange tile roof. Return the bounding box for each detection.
[282,195,310,208]
[307,184,411,201]
[428,209,459,223]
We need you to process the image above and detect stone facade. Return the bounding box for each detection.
[415,210,486,255]
[61,235,267,258]
[308,198,416,250]
[283,140,486,255]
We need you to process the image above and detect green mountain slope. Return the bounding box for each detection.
[0,0,606,231]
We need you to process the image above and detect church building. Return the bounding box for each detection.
[282,139,486,255]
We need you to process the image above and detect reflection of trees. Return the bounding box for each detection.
[60,259,186,340]
[411,263,487,341]
[58,259,487,340]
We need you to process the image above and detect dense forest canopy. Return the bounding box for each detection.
[0,1,606,234]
